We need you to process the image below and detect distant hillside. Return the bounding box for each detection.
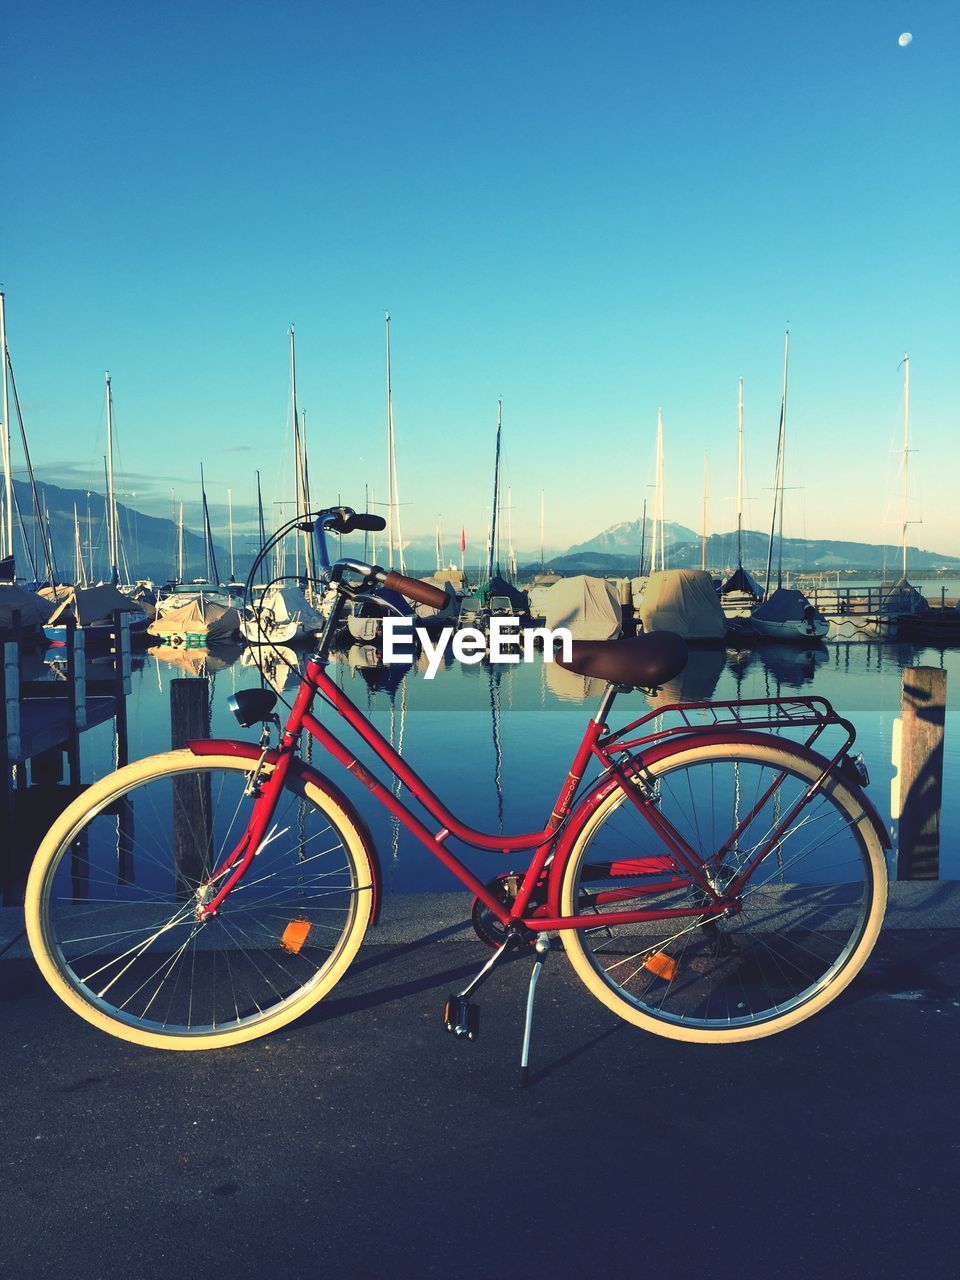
[539,527,960,576]
[9,479,233,583]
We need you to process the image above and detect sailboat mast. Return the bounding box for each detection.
[227,487,235,580]
[736,377,744,568]
[178,501,184,583]
[539,489,545,572]
[776,331,789,590]
[763,332,789,600]
[659,412,665,570]
[902,353,910,580]
[384,312,405,572]
[506,486,514,580]
[487,399,502,581]
[701,453,708,571]
[0,292,12,560]
[639,497,647,577]
[105,371,119,580]
[651,408,664,573]
[289,327,302,581]
[300,408,315,588]
[73,503,84,586]
[256,470,266,585]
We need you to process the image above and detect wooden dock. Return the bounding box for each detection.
[1,613,133,901]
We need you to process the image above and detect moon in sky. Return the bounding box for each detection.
[898,32,913,46]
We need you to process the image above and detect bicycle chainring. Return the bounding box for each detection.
[471,872,543,948]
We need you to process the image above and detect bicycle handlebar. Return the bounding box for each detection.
[329,558,449,611]
[382,571,448,610]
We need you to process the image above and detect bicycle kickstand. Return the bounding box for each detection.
[519,933,550,1089]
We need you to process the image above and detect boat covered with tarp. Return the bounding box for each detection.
[0,583,55,639]
[482,574,529,615]
[543,575,622,641]
[879,577,928,618]
[413,578,461,630]
[148,596,240,646]
[719,565,764,619]
[240,584,325,645]
[43,584,149,647]
[637,570,726,640]
[749,587,829,642]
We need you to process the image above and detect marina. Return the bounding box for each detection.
[1,625,957,910]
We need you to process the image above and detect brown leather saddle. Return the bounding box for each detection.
[556,631,688,689]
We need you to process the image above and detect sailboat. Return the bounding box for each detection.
[151,467,239,645]
[242,329,327,645]
[42,372,149,647]
[475,399,529,629]
[878,355,928,627]
[749,334,829,643]
[0,290,14,584]
[720,379,763,621]
[347,313,413,644]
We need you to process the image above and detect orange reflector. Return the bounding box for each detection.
[281,919,311,954]
[643,951,678,981]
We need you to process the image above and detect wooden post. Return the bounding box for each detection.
[65,616,81,784]
[170,677,211,890]
[112,610,129,767]
[2,640,20,765]
[896,666,947,880]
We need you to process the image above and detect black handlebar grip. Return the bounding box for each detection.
[349,513,387,533]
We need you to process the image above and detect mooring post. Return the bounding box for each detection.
[112,610,130,767]
[170,677,211,890]
[0,640,13,891]
[2,640,21,766]
[65,616,81,784]
[896,666,947,880]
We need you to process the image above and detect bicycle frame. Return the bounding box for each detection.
[196,573,876,935]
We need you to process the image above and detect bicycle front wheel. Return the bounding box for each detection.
[26,751,376,1050]
[559,739,887,1043]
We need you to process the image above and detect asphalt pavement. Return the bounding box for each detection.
[2,913,959,1280]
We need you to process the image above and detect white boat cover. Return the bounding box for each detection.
[630,576,648,614]
[414,579,460,623]
[879,577,928,616]
[638,570,726,640]
[543,575,622,641]
[527,585,554,620]
[0,584,55,630]
[252,585,325,630]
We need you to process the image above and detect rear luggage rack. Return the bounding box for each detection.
[602,696,857,760]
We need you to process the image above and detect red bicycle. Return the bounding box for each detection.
[27,508,889,1066]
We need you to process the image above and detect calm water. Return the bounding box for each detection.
[13,633,955,900]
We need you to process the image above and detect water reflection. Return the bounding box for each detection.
[2,634,958,904]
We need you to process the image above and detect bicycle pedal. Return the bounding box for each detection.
[443,994,480,1041]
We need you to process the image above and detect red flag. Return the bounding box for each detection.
[460,527,466,553]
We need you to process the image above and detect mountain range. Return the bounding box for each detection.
[5,481,959,582]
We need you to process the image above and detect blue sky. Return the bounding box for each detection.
[3,1,958,556]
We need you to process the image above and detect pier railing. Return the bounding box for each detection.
[805,584,927,618]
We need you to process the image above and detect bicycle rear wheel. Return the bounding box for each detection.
[559,739,887,1043]
[26,751,375,1050]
